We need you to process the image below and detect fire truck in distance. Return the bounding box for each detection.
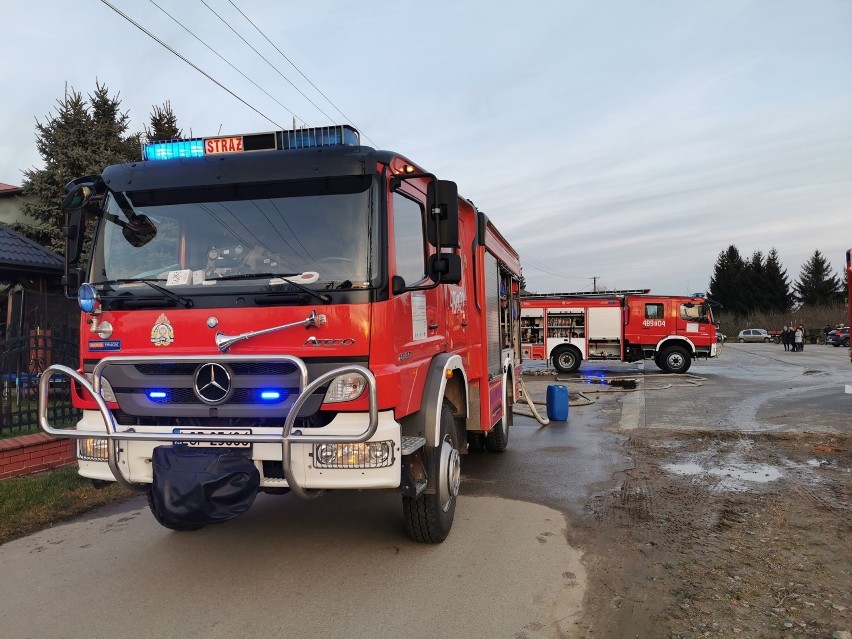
[38,125,523,543]
[521,292,718,374]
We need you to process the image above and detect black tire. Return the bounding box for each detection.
[485,383,512,453]
[403,403,460,543]
[552,346,581,374]
[466,431,486,452]
[658,346,691,374]
[738,338,745,343]
[763,337,771,343]
[832,342,840,348]
[146,490,206,531]
[843,338,849,348]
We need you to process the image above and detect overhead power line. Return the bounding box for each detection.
[147,0,307,127]
[227,0,376,147]
[198,0,338,126]
[99,0,283,129]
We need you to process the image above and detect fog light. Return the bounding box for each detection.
[313,441,394,468]
[323,374,366,403]
[78,438,109,461]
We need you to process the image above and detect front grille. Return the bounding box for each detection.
[135,362,297,376]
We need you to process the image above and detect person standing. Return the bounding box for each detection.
[781,326,790,351]
[794,326,803,352]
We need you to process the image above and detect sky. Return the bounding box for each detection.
[3,0,851,296]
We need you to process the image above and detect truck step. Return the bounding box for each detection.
[401,436,427,455]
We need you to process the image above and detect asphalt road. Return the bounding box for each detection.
[1,342,848,638]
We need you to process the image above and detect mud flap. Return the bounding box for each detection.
[150,445,260,528]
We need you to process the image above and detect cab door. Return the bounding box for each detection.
[636,299,672,345]
[386,187,445,415]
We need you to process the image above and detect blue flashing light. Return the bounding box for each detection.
[143,139,205,161]
[281,125,359,150]
[260,390,281,401]
[78,283,99,314]
[147,390,168,401]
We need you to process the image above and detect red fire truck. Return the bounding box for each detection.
[37,125,523,543]
[521,293,718,374]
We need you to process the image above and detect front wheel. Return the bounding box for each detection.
[658,346,691,374]
[403,403,460,543]
[552,346,581,373]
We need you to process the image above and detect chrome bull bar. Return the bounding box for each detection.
[37,355,379,499]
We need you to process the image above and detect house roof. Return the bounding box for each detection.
[0,223,63,275]
[0,182,23,194]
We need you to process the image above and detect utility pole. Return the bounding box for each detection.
[592,276,599,292]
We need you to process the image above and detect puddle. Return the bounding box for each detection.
[663,461,784,491]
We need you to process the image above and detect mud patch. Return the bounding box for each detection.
[576,430,851,638]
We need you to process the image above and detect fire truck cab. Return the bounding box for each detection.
[521,293,718,374]
[38,126,522,543]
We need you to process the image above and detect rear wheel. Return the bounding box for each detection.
[658,346,691,374]
[738,338,745,343]
[552,346,581,373]
[403,403,460,543]
[485,383,512,453]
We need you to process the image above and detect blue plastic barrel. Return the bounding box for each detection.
[546,384,569,421]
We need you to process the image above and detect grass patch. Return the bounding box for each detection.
[0,466,133,545]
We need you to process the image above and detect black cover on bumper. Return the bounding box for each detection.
[150,445,260,528]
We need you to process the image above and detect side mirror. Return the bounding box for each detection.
[428,253,462,285]
[426,180,459,248]
[122,214,157,248]
[63,209,86,269]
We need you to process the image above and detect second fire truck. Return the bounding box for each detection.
[38,125,522,543]
[521,293,719,374]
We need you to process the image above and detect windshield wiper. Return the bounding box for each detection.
[213,272,331,304]
[96,278,193,308]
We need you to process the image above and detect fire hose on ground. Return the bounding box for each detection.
[514,372,707,426]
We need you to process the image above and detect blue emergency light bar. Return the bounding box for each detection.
[142,125,359,161]
[143,139,205,161]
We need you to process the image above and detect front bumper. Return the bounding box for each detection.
[75,409,402,490]
[38,355,390,496]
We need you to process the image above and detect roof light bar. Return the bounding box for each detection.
[142,125,360,161]
[143,139,205,161]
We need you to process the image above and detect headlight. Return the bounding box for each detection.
[313,441,394,468]
[78,438,109,461]
[85,374,116,403]
[323,373,366,403]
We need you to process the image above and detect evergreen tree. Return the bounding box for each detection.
[744,250,769,311]
[16,82,140,252]
[763,248,793,312]
[145,101,182,142]
[794,250,842,306]
[709,245,749,315]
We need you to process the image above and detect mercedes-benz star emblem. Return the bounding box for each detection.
[193,362,232,404]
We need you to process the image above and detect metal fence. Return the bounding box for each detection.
[0,324,80,437]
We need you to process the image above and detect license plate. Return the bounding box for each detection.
[173,428,252,448]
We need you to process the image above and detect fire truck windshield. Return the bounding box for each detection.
[89,179,377,293]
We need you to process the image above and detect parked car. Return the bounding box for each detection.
[826,327,849,347]
[737,328,773,343]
